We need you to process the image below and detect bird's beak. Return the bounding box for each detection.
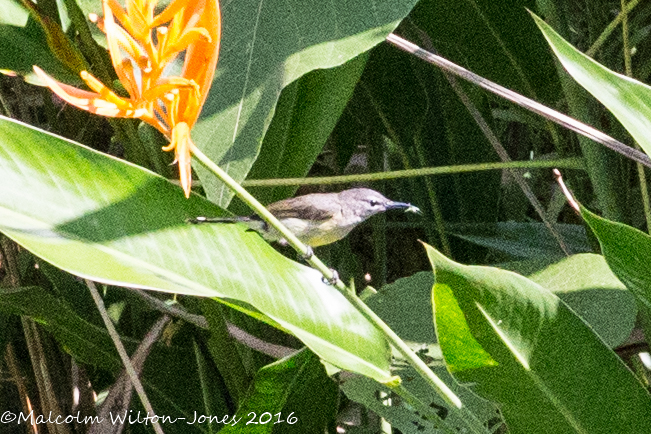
[386,201,421,214]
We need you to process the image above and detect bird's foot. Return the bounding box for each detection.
[298,246,314,262]
[322,269,339,286]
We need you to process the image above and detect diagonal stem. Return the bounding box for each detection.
[86,280,164,434]
[190,145,491,433]
[385,33,651,169]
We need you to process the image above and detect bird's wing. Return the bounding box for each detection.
[266,194,340,221]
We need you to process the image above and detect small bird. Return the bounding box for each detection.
[189,188,420,247]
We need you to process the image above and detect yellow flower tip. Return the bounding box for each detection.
[168,122,193,198]
[33,65,45,76]
[132,108,150,118]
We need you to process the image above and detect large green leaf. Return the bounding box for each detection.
[447,222,590,260]
[528,253,636,348]
[580,206,651,310]
[0,116,391,383]
[229,54,368,217]
[220,349,338,434]
[192,0,421,206]
[426,243,651,433]
[533,13,651,158]
[235,53,369,210]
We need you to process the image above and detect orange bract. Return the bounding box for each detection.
[34,0,221,197]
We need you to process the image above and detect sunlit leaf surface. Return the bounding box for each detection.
[0,116,391,382]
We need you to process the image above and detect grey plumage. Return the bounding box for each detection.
[190,188,419,247]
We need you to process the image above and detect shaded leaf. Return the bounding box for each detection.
[221,349,337,434]
[533,13,651,158]
[365,272,436,343]
[528,253,636,348]
[581,206,651,310]
[447,222,590,259]
[192,0,422,206]
[0,286,121,371]
[0,22,79,83]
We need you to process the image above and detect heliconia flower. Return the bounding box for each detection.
[33,0,221,197]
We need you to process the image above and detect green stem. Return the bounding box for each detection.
[190,145,486,426]
[621,0,633,77]
[85,280,164,434]
[586,0,643,57]
[414,137,453,257]
[620,0,651,232]
[242,158,584,187]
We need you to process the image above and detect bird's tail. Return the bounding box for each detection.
[186,216,252,224]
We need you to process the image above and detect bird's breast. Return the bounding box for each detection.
[293,214,362,247]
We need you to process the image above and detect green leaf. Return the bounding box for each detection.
[192,0,421,206]
[532,13,651,158]
[140,335,232,433]
[0,0,28,26]
[0,286,121,371]
[365,272,437,343]
[221,349,337,434]
[0,22,79,83]
[411,0,561,105]
[425,243,651,434]
[0,116,391,383]
[447,222,590,259]
[341,364,503,433]
[201,299,252,404]
[528,253,636,348]
[237,54,369,209]
[580,206,651,310]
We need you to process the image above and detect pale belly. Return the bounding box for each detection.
[267,217,360,247]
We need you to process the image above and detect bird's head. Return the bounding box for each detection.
[339,188,421,220]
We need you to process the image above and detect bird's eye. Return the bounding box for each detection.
[369,200,380,207]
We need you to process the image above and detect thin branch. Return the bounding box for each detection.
[409,25,570,256]
[240,158,584,187]
[554,169,580,213]
[190,145,472,416]
[86,280,164,434]
[385,33,651,169]
[587,0,643,57]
